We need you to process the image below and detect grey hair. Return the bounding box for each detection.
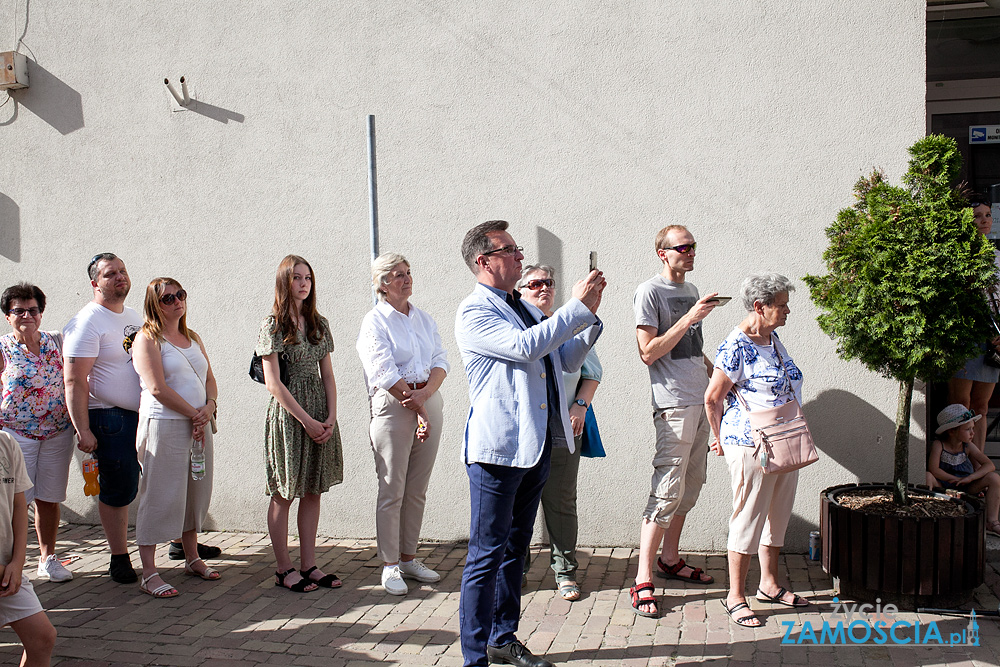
[371,252,409,301]
[517,264,555,290]
[461,220,509,274]
[740,273,795,311]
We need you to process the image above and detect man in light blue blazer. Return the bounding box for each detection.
[455,220,605,667]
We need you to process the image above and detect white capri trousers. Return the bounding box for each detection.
[3,428,75,506]
[369,389,443,563]
[135,417,214,546]
[724,443,798,554]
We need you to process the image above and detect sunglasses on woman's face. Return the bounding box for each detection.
[159,290,188,305]
[523,278,554,291]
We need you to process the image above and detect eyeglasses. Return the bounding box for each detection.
[482,245,523,257]
[8,307,40,317]
[160,290,188,305]
[523,278,554,291]
[662,243,697,255]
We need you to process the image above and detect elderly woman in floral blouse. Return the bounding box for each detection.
[0,283,75,583]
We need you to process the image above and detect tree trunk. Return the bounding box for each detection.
[893,378,914,505]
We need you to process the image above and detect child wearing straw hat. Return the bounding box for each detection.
[928,403,1000,536]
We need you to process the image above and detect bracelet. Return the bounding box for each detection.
[207,398,218,408]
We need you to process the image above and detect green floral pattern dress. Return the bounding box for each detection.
[256,315,343,498]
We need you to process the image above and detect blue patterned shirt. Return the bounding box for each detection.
[715,329,803,448]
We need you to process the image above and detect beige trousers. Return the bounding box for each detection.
[369,389,443,563]
[135,417,214,546]
[724,443,798,554]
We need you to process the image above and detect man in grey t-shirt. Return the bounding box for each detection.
[629,224,719,618]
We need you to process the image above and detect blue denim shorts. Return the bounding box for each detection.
[89,408,140,507]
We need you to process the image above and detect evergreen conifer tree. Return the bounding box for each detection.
[805,135,997,505]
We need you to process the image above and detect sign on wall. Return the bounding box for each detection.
[970,126,1000,144]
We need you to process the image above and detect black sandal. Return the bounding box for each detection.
[300,565,342,589]
[721,599,761,627]
[755,586,809,608]
[629,582,659,618]
[656,557,714,584]
[275,568,316,593]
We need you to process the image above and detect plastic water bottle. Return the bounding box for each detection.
[82,454,100,496]
[190,439,206,480]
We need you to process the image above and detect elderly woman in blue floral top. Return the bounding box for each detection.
[705,273,810,629]
[0,283,75,583]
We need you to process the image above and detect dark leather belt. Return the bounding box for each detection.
[407,382,428,390]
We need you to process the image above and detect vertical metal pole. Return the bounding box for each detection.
[367,115,379,262]
[367,115,379,305]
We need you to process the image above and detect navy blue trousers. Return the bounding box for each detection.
[459,444,552,666]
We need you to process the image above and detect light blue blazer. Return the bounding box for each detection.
[455,283,603,468]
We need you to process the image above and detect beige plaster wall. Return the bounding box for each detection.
[0,1,926,550]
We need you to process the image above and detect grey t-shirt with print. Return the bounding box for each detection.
[633,275,708,409]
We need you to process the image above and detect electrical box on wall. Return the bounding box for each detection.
[0,52,28,90]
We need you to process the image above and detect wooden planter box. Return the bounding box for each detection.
[821,483,984,609]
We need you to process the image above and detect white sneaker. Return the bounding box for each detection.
[398,558,440,583]
[37,555,73,582]
[381,566,408,595]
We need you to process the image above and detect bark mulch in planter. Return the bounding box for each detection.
[836,489,968,519]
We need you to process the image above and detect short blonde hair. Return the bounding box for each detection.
[371,253,409,301]
[654,224,689,251]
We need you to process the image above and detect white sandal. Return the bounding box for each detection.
[184,557,221,581]
[139,572,178,598]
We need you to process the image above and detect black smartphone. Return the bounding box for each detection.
[706,296,732,306]
[589,251,598,272]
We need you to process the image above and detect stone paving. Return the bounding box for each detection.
[2,524,999,666]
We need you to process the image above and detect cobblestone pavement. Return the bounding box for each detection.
[2,525,999,666]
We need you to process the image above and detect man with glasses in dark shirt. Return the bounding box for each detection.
[455,221,604,667]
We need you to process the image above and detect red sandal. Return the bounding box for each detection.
[629,582,659,618]
[656,557,714,584]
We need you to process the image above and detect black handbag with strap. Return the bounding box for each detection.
[249,352,289,385]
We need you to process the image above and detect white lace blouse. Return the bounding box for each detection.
[356,301,449,396]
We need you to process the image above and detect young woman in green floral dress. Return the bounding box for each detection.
[256,255,343,593]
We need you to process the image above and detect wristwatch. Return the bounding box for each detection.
[574,399,588,407]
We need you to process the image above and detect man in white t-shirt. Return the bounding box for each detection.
[63,253,144,584]
[629,225,719,618]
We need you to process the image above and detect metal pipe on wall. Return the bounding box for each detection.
[367,114,380,304]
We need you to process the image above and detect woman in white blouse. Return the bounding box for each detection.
[357,253,449,596]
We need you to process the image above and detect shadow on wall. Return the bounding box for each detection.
[535,226,562,283]
[803,388,920,482]
[0,193,19,261]
[16,59,84,135]
[184,99,245,124]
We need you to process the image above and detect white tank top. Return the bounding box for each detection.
[139,339,208,420]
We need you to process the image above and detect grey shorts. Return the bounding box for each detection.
[642,404,710,527]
